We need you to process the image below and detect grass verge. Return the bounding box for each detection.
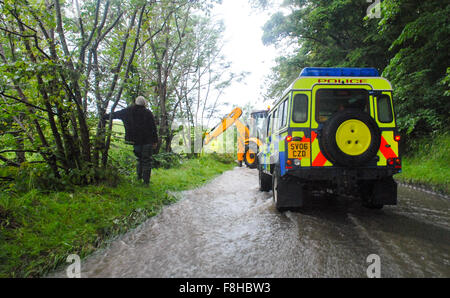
[395,133,449,194]
[0,154,235,277]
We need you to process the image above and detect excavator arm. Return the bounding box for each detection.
[203,107,265,168]
[204,107,246,145]
[203,107,249,163]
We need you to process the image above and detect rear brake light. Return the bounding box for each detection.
[394,135,401,142]
[286,135,292,142]
[388,158,401,167]
[286,160,292,166]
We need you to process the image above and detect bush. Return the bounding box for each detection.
[12,163,63,193]
[152,152,182,169]
[207,152,236,164]
[1,162,123,195]
[396,131,450,194]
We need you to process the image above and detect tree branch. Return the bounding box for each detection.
[0,91,53,114]
[0,155,20,167]
[0,149,38,154]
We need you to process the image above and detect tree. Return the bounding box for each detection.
[135,3,238,153]
[379,0,450,137]
[0,0,238,183]
[258,0,449,140]
[0,0,149,181]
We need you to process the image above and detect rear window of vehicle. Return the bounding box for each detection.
[376,95,393,123]
[292,94,308,123]
[316,89,369,123]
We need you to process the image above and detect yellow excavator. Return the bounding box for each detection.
[203,107,268,168]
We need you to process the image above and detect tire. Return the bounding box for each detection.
[272,166,289,212]
[359,179,395,210]
[258,163,272,191]
[320,109,381,167]
[360,182,384,209]
[244,141,258,169]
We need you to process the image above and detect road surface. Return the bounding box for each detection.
[52,167,450,277]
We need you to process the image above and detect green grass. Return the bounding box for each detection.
[395,132,450,194]
[0,154,235,277]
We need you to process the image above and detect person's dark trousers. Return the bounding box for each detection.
[133,144,153,185]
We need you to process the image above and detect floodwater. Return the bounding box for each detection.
[51,167,450,278]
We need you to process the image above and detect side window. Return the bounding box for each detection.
[281,98,288,128]
[292,94,308,123]
[266,114,272,136]
[377,95,393,123]
[272,109,278,133]
[277,105,283,130]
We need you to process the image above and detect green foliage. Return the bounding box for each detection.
[381,1,450,138]
[0,0,230,185]
[396,133,450,194]
[208,152,236,164]
[12,163,63,193]
[152,152,182,169]
[0,162,122,194]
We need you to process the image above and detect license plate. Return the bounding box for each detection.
[288,141,310,159]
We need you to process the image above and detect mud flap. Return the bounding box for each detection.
[372,177,397,205]
[276,177,308,208]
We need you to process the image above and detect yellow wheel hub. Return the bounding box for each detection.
[246,150,256,164]
[335,120,371,156]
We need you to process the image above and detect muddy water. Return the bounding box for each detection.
[52,167,450,277]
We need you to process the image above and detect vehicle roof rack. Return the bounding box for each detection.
[299,67,380,77]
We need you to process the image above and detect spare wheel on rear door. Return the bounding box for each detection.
[319,109,381,167]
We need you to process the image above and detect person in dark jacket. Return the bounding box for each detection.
[104,96,158,185]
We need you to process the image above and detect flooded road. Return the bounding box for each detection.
[54,167,449,277]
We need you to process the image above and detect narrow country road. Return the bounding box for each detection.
[52,167,450,278]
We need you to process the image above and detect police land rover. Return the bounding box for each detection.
[257,67,401,211]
